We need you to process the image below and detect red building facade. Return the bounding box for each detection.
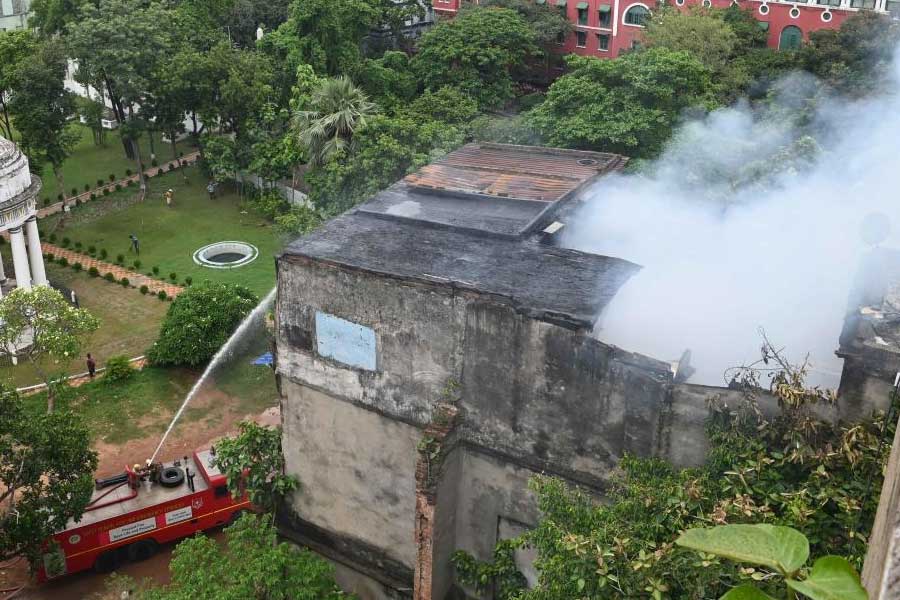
[432,0,899,58]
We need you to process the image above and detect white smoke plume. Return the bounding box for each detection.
[562,47,900,387]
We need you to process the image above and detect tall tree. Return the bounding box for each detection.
[0,385,98,564]
[0,30,38,141]
[528,49,713,158]
[67,0,176,195]
[412,7,539,109]
[29,0,89,35]
[135,514,350,600]
[292,76,376,167]
[0,287,99,413]
[8,39,80,204]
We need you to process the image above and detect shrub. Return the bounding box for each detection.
[109,173,115,182]
[148,283,258,367]
[184,276,193,286]
[116,254,125,264]
[133,260,142,269]
[89,266,100,277]
[88,245,96,255]
[151,158,158,167]
[103,188,110,196]
[103,355,134,383]
[169,272,177,281]
[74,241,82,250]
[100,249,108,259]
[115,183,122,191]
[49,233,57,243]
[90,193,96,200]
[57,193,63,201]
[97,178,104,187]
[104,272,115,282]
[73,262,82,271]
[157,290,168,300]
[140,285,149,295]
[152,266,159,275]
[120,277,129,287]
[126,179,133,187]
[84,184,90,192]
[125,168,132,177]
[61,237,70,247]
[58,257,68,267]
[45,252,54,262]
[71,187,78,196]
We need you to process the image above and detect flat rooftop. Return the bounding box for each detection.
[282,143,637,330]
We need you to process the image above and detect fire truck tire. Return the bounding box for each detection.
[159,466,185,487]
[93,549,123,573]
[128,539,159,562]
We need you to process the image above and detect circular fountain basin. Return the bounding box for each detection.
[193,241,258,269]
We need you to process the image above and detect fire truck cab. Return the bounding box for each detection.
[38,447,250,581]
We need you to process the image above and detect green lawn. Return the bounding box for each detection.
[41,167,284,297]
[0,262,169,389]
[7,122,187,203]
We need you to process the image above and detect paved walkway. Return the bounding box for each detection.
[41,242,185,298]
[37,151,201,218]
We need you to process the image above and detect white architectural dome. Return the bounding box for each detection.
[0,136,32,204]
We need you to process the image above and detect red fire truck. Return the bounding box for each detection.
[37,447,250,581]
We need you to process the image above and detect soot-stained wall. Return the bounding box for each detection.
[275,255,724,599]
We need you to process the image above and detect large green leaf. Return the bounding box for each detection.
[720,585,778,600]
[786,556,868,600]
[676,524,809,575]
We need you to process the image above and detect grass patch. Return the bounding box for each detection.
[0,263,168,389]
[41,167,284,297]
[21,367,196,445]
[8,123,185,203]
[215,359,279,415]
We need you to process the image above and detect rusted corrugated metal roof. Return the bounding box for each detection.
[404,143,627,202]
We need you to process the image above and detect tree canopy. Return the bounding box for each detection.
[0,385,98,563]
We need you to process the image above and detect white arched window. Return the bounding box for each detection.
[623,4,651,26]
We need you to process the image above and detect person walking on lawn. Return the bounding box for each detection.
[86,353,96,379]
[130,234,140,254]
[165,188,174,208]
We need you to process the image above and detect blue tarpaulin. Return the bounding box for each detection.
[252,352,273,366]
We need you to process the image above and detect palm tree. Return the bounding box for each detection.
[292,76,376,167]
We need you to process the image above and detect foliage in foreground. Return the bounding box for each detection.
[214,421,299,515]
[677,523,867,600]
[454,342,891,598]
[107,513,351,600]
[0,385,97,563]
[147,282,258,367]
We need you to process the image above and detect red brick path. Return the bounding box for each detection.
[37,151,201,219]
[41,242,185,298]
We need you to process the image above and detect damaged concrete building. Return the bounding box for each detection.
[273,143,890,599]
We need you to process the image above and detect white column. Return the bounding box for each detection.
[9,226,32,291]
[0,246,6,282]
[24,217,48,287]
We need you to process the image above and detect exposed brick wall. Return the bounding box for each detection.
[414,404,459,600]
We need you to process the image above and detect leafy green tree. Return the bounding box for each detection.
[214,421,298,518]
[0,287,99,413]
[481,0,571,48]
[454,340,889,598]
[306,114,464,215]
[148,283,258,367]
[137,513,350,600]
[0,30,38,140]
[644,8,739,77]
[9,40,80,200]
[528,49,712,157]
[412,7,539,109]
[29,0,89,34]
[353,51,419,112]
[274,204,323,235]
[201,134,242,184]
[292,76,376,167]
[76,96,108,146]
[407,86,480,127]
[801,11,900,94]
[0,385,98,563]
[264,0,381,76]
[67,0,177,191]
